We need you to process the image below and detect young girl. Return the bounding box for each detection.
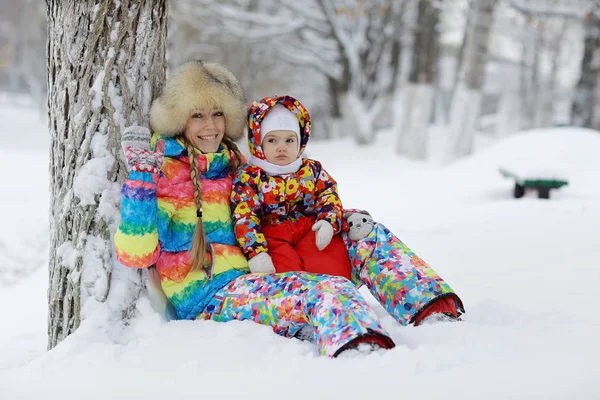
[232,95,465,328]
[231,96,351,279]
[114,61,395,357]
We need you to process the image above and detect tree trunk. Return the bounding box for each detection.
[46,0,167,349]
[397,0,440,160]
[572,12,600,130]
[448,0,497,159]
[397,83,434,159]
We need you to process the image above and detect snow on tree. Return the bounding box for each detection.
[169,0,315,121]
[177,0,406,145]
[46,0,167,349]
[312,0,406,144]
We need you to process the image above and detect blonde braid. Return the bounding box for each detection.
[185,140,208,273]
[221,137,243,175]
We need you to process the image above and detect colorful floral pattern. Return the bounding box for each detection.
[343,221,463,326]
[231,95,343,259]
[198,271,393,357]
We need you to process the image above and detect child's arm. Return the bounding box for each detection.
[312,161,344,234]
[231,167,268,259]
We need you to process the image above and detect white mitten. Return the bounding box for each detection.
[312,220,334,251]
[248,252,276,273]
[121,125,164,173]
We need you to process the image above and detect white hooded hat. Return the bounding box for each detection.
[259,104,301,143]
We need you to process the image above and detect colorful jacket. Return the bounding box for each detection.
[115,135,249,320]
[231,95,343,259]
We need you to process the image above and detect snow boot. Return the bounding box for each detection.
[411,293,464,326]
[293,325,315,343]
[333,330,395,358]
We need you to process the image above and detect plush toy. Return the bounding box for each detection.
[343,210,374,241]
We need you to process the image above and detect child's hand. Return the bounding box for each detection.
[248,252,276,273]
[121,125,164,173]
[312,220,334,250]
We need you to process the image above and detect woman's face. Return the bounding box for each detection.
[184,108,226,153]
[262,130,299,166]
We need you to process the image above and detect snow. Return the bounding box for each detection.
[1,106,599,399]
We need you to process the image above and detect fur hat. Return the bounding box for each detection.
[149,60,246,140]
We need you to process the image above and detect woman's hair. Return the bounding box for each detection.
[184,135,243,273]
[185,139,208,272]
[221,136,243,174]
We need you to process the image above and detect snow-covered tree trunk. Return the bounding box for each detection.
[46,0,167,349]
[540,19,568,128]
[397,83,434,159]
[572,11,600,130]
[397,0,440,160]
[448,0,498,159]
[495,91,522,136]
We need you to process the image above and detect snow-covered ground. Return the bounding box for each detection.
[1,105,598,399]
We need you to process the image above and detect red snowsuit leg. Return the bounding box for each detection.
[264,217,352,280]
[295,228,352,280]
[263,221,304,273]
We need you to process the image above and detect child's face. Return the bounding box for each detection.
[262,130,299,166]
[184,108,225,153]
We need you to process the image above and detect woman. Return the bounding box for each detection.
[114,60,394,357]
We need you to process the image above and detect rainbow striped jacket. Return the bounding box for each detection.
[114,136,249,320]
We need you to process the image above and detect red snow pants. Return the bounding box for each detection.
[263,216,352,280]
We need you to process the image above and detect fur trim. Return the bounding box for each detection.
[149,61,246,140]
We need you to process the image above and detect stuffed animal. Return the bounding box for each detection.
[343,210,374,241]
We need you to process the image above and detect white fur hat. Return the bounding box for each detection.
[149,60,246,140]
[259,104,301,144]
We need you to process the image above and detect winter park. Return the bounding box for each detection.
[1,1,599,399]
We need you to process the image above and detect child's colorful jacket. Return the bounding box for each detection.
[231,95,344,259]
[114,135,249,320]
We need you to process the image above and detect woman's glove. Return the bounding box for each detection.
[248,252,276,273]
[121,125,164,173]
[312,220,334,250]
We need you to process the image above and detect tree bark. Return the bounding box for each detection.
[572,11,600,130]
[46,0,167,349]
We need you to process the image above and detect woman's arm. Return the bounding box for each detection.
[114,171,161,268]
[114,128,165,268]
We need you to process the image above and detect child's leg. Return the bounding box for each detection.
[344,222,464,326]
[297,231,352,280]
[263,222,303,273]
[197,271,395,357]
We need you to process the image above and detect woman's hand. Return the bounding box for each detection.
[121,126,165,173]
[248,252,276,273]
[312,220,334,250]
